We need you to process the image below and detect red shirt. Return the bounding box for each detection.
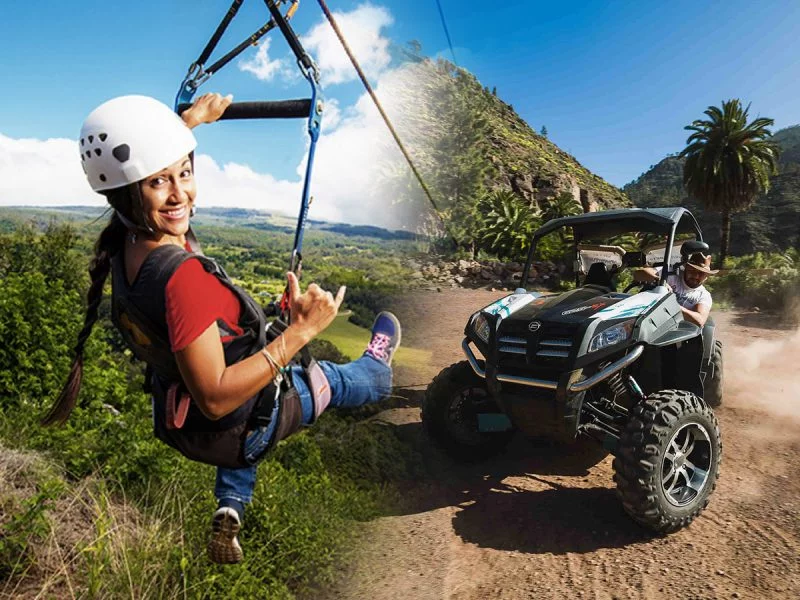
[165,257,243,352]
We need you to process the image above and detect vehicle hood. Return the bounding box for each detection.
[481,287,626,328]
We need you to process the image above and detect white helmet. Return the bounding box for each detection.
[79,95,197,193]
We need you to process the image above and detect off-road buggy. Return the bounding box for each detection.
[423,207,723,533]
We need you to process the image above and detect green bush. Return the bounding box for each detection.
[0,221,423,598]
[307,338,350,364]
[705,249,800,316]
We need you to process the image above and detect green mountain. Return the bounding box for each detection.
[623,125,800,254]
[391,59,629,242]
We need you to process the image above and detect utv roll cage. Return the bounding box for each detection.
[520,207,704,289]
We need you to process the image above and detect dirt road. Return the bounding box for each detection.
[324,289,799,600]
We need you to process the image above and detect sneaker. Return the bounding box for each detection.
[364,311,401,366]
[208,507,243,564]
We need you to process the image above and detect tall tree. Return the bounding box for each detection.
[680,99,779,267]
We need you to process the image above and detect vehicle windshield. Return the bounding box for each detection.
[524,228,697,291]
[572,232,696,290]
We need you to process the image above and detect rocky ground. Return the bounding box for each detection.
[320,289,800,600]
[408,257,568,291]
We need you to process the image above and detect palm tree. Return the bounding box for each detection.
[477,189,540,260]
[541,192,582,222]
[680,99,779,267]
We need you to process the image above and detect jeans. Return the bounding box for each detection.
[214,354,392,509]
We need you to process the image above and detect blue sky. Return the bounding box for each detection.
[444,0,800,186]
[2,1,799,224]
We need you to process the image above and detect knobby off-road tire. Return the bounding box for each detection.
[703,339,724,407]
[422,361,514,462]
[613,389,721,533]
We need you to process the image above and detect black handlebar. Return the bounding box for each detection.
[177,99,311,120]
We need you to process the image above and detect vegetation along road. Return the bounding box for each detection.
[321,289,799,600]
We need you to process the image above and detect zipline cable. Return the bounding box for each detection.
[316,0,459,247]
[434,0,458,65]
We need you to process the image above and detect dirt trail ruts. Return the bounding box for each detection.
[322,289,800,600]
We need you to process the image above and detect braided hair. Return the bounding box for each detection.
[41,190,132,426]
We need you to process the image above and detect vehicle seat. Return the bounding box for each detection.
[584,262,615,290]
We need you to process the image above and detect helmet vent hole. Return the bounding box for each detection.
[99,174,107,182]
[99,133,107,142]
[88,135,94,144]
[85,151,91,158]
[112,144,130,163]
[80,138,85,146]
[94,148,102,156]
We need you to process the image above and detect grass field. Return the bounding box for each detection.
[318,313,430,369]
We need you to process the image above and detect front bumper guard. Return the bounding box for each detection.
[462,338,644,393]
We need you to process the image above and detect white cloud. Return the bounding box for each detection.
[238,38,283,82]
[0,134,99,206]
[302,4,393,86]
[0,64,424,230]
[322,98,342,131]
[193,154,301,214]
[299,63,419,228]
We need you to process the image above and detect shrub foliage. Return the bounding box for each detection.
[0,219,418,598]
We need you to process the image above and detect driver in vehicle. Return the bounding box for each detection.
[633,251,718,327]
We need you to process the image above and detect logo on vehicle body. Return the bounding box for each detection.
[528,321,541,331]
[561,305,590,316]
[561,302,607,316]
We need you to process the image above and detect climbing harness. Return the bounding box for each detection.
[111,244,311,468]
[175,0,323,297]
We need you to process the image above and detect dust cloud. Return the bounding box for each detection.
[725,325,800,421]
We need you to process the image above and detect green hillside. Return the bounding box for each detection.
[623,125,800,254]
[390,59,629,251]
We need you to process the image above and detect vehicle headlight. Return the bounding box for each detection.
[473,313,491,344]
[589,319,635,353]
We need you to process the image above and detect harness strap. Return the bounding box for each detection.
[197,0,244,69]
[166,382,191,430]
[205,20,277,77]
[266,0,316,74]
[305,358,331,422]
[177,0,301,103]
[186,226,203,254]
[272,387,303,443]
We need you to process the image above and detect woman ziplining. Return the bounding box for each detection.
[42,93,401,564]
[41,0,403,564]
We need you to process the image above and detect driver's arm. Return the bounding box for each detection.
[679,302,710,328]
[633,267,659,283]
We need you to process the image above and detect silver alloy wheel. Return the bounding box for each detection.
[661,422,713,507]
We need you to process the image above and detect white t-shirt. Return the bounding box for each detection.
[655,267,712,310]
